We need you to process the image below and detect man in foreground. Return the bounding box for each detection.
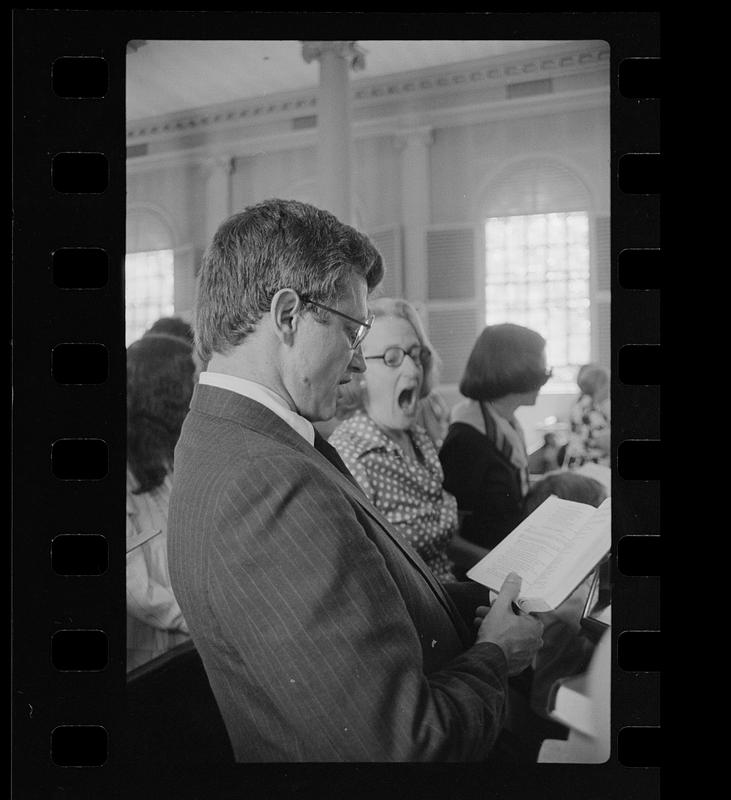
[167,198,543,761]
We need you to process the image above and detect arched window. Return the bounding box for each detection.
[125,207,176,346]
[483,160,596,392]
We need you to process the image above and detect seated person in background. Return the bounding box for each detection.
[126,332,195,671]
[564,363,610,468]
[145,314,205,378]
[520,470,609,722]
[439,324,552,566]
[144,314,194,345]
[330,297,462,582]
[527,431,561,476]
[522,470,608,518]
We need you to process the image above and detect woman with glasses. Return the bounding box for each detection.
[329,297,460,582]
[439,323,552,569]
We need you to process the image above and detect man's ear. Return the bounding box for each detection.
[270,288,302,344]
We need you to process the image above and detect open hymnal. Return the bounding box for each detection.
[466,495,611,613]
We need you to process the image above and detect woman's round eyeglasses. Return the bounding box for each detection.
[364,345,431,368]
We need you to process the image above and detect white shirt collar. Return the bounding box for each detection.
[198,371,315,446]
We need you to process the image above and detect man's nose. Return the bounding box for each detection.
[349,345,366,373]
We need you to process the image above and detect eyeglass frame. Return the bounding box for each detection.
[538,367,553,386]
[298,294,375,350]
[364,344,432,368]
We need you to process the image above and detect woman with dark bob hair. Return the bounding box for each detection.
[126,332,195,670]
[439,323,551,565]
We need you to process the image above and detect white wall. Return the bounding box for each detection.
[430,106,610,224]
[126,42,609,441]
[437,384,575,452]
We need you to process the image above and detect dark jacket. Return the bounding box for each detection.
[168,383,508,762]
[440,420,524,551]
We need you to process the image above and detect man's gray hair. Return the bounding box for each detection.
[194,199,384,363]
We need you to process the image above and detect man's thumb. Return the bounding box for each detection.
[495,572,522,608]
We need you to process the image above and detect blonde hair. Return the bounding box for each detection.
[335,297,442,418]
[578,364,610,398]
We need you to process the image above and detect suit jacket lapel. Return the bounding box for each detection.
[307,431,463,629]
[190,384,465,633]
[312,430,363,491]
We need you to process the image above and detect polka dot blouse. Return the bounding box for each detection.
[330,409,458,582]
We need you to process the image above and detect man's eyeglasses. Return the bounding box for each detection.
[299,295,375,350]
[365,345,431,368]
[539,368,553,386]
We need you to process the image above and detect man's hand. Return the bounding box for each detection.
[475,572,544,676]
[539,573,593,632]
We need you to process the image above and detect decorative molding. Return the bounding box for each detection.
[127,41,609,146]
[353,43,609,105]
[301,41,367,71]
[127,129,318,175]
[127,93,319,142]
[126,201,180,248]
[401,86,609,133]
[470,151,600,223]
[126,86,608,176]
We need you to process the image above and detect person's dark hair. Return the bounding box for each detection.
[127,334,196,494]
[144,316,194,347]
[522,471,608,518]
[194,198,385,363]
[459,323,548,401]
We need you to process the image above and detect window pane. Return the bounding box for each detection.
[485,211,591,391]
[547,214,565,244]
[526,215,546,246]
[487,249,505,276]
[125,249,175,346]
[567,212,589,240]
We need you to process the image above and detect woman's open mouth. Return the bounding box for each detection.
[398,386,418,416]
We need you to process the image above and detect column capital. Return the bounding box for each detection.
[201,154,234,180]
[301,41,367,72]
[393,126,434,151]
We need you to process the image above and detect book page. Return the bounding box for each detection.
[550,673,594,736]
[467,496,611,610]
[525,499,611,608]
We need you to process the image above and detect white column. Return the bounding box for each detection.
[302,41,365,224]
[202,155,234,244]
[173,244,196,313]
[396,127,434,304]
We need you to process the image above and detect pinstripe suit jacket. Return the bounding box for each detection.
[168,384,509,762]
